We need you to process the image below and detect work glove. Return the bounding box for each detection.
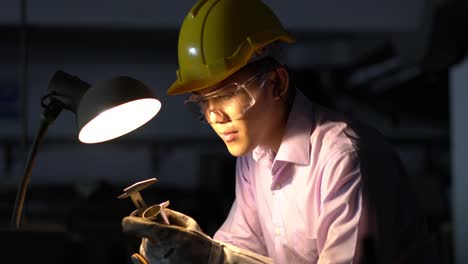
[122,208,273,264]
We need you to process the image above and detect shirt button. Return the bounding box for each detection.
[274,227,281,237]
[275,183,281,190]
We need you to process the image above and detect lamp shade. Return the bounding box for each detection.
[77,76,161,143]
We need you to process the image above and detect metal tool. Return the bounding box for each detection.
[118,177,170,224]
[143,200,171,224]
[118,178,157,209]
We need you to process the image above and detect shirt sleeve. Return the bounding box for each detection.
[213,157,269,257]
[316,149,363,264]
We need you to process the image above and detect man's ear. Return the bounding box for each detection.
[273,66,289,101]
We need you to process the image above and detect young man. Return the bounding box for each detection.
[122,0,439,263]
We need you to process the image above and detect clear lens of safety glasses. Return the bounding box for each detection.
[184,72,268,124]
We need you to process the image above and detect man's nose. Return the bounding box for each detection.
[207,109,230,124]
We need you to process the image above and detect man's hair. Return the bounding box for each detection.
[243,56,281,73]
[244,57,296,109]
[249,41,286,65]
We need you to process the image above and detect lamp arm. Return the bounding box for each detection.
[11,98,64,229]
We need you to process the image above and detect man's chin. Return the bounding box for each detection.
[225,141,253,157]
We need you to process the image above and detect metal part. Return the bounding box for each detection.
[142,200,171,224]
[159,200,170,224]
[118,178,157,209]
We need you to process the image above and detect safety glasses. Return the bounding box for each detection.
[184,71,269,124]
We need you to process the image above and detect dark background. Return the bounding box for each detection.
[0,0,467,263]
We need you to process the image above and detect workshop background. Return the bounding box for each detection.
[0,0,467,263]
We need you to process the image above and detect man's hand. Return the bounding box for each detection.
[122,208,273,264]
[123,208,217,263]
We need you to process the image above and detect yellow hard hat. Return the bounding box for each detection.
[166,0,296,95]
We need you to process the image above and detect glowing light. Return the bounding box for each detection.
[188,47,197,55]
[79,98,161,143]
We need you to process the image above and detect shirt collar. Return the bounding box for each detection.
[252,90,313,167]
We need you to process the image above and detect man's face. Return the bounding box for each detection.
[193,68,276,157]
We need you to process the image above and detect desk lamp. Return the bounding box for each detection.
[11,70,161,229]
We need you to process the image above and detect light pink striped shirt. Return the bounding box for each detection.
[214,90,436,263]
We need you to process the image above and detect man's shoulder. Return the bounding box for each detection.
[310,104,389,155]
[310,105,357,147]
